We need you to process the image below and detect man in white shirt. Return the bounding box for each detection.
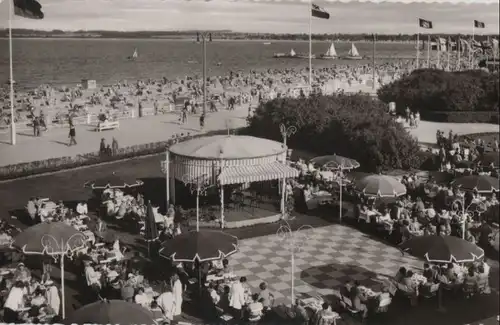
[3,281,25,323]
[156,289,175,321]
[229,276,247,320]
[84,261,101,288]
[134,287,151,308]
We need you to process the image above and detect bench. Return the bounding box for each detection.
[96,120,120,132]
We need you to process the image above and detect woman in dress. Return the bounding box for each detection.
[45,280,60,316]
[171,274,183,316]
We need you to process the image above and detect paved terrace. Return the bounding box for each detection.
[0,108,248,167]
[0,104,498,168]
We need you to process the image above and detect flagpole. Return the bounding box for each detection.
[9,0,16,145]
[372,33,376,90]
[416,19,420,69]
[427,34,431,68]
[457,37,461,71]
[308,0,312,89]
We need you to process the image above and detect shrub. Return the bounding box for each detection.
[377,69,499,115]
[246,93,423,172]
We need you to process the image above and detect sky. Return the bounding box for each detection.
[0,0,498,34]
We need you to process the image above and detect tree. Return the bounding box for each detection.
[247,93,422,172]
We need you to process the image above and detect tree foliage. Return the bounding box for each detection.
[377,69,499,114]
[247,93,422,173]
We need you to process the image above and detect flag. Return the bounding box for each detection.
[419,18,433,29]
[474,20,485,28]
[13,0,44,19]
[311,4,330,19]
[438,37,447,51]
[492,38,499,51]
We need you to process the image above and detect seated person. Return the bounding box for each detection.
[312,302,336,325]
[217,259,233,276]
[463,268,477,295]
[257,282,273,311]
[425,203,436,220]
[408,217,421,235]
[30,288,47,307]
[207,282,220,305]
[476,265,490,292]
[377,208,392,223]
[149,301,164,320]
[14,263,31,283]
[84,261,102,289]
[135,287,151,307]
[27,198,37,221]
[349,281,368,319]
[246,293,264,321]
[394,267,407,283]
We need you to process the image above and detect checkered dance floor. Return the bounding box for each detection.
[230,224,423,304]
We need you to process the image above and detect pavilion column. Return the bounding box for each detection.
[220,184,225,229]
[170,168,176,205]
[165,149,170,209]
[281,177,286,217]
[219,157,225,229]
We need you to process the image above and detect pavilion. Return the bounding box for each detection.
[162,134,299,227]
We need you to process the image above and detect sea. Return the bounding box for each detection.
[0,38,416,89]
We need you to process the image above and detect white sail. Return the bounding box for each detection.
[290,49,296,57]
[325,42,337,57]
[132,48,138,58]
[348,43,360,57]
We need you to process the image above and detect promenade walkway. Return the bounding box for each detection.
[0,108,248,167]
[0,105,498,168]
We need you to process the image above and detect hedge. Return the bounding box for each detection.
[419,111,499,123]
[0,128,243,181]
[246,93,423,173]
[377,69,499,115]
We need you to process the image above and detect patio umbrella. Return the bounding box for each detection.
[354,174,407,197]
[453,175,499,193]
[12,222,87,319]
[455,160,475,169]
[84,172,144,190]
[145,201,159,256]
[63,299,157,325]
[310,154,359,223]
[159,230,238,262]
[479,152,500,167]
[345,171,371,184]
[399,235,484,263]
[310,154,360,170]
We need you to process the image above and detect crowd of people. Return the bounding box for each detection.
[1,60,417,133]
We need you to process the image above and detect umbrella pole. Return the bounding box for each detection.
[196,187,200,232]
[437,286,446,312]
[339,172,343,223]
[60,253,66,319]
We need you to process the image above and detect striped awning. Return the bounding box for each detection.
[218,162,299,185]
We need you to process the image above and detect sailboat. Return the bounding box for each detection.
[273,48,298,58]
[320,42,338,59]
[344,43,362,60]
[127,48,138,60]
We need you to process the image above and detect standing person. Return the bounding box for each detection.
[229,276,246,320]
[156,285,175,321]
[154,100,159,115]
[181,106,188,124]
[33,116,39,136]
[111,137,119,156]
[3,281,25,323]
[99,138,107,156]
[199,113,205,130]
[171,274,183,317]
[68,121,77,146]
[45,280,61,316]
